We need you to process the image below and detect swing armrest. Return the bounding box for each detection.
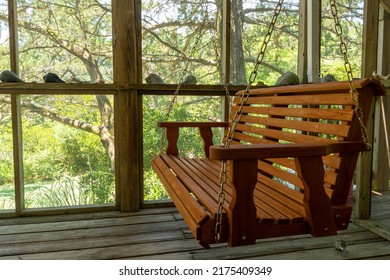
[209,141,365,160]
[158,121,229,128]
[158,121,229,157]
[210,141,365,242]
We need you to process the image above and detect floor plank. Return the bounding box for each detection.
[0,194,388,260]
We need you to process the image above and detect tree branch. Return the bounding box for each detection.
[0,96,100,135]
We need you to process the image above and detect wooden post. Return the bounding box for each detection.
[372,5,390,192]
[306,0,321,83]
[381,0,390,14]
[227,159,258,247]
[7,0,25,215]
[356,0,380,219]
[295,156,337,236]
[222,0,231,122]
[361,0,380,77]
[112,0,142,211]
[298,0,308,84]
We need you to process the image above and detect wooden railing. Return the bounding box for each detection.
[0,82,245,216]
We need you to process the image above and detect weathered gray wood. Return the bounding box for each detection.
[0,220,187,245]
[193,230,384,260]
[0,208,178,226]
[372,6,390,192]
[382,0,390,12]
[0,213,175,235]
[13,239,200,260]
[362,0,380,77]
[112,0,142,211]
[247,241,390,260]
[0,230,184,257]
[352,218,390,241]
[355,0,381,219]
[306,0,321,83]
[0,207,389,260]
[298,0,307,84]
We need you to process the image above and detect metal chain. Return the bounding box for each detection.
[160,7,209,151]
[211,22,232,107]
[209,8,233,113]
[329,0,371,151]
[163,24,206,122]
[215,0,285,243]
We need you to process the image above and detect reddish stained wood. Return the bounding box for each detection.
[152,79,386,247]
[295,156,337,236]
[209,142,365,161]
[165,127,179,156]
[199,127,213,157]
[158,121,229,128]
[227,159,258,246]
[160,122,228,157]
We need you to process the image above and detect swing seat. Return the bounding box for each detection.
[152,79,386,248]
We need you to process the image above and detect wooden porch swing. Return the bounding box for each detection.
[151,0,387,248]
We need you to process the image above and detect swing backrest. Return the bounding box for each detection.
[228,79,385,205]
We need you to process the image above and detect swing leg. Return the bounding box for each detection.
[227,159,258,247]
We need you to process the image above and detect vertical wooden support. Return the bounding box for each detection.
[372,5,390,192]
[11,96,24,215]
[356,0,380,219]
[362,0,380,77]
[222,0,231,122]
[165,127,179,156]
[8,0,18,73]
[381,0,390,12]
[298,0,308,84]
[112,0,142,211]
[227,159,257,247]
[307,0,321,83]
[8,0,24,214]
[295,156,337,236]
[198,127,213,158]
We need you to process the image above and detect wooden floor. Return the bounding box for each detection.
[0,192,389,260]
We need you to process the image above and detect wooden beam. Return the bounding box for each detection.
[372,6,390,192]
[361,0,380,77]
[306,0,321,83]
[7,0,24,214]
[222,0,231,121]
[7,0,18,72]
[297,0,307,84]
[378,6,390,74]
[112,0,142,211]
[381,0,390,13]
[355,0,381,219]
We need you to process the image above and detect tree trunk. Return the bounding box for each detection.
[230,0,246,84]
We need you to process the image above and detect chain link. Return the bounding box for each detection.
[329,0,371,151]
[160,7,209,151]
[209,7,233,108]
[215,0,285,243]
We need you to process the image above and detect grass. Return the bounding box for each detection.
[0,175,115,210]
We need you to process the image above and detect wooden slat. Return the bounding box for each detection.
[230,131,276,144]
[152,156,209,230]
[152,80,384,247]
[255,184,305,219]
[239,114,351,138]
[257,174,304,206]
[234,106,354,121]
[0,196,389,260]
[253,187,303,223]
[165,155,222,213]
[238,93,354,106]
[158,121,229,128]
[257,160,304,190]
[236,79,373,96]
[235,123,337,144]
